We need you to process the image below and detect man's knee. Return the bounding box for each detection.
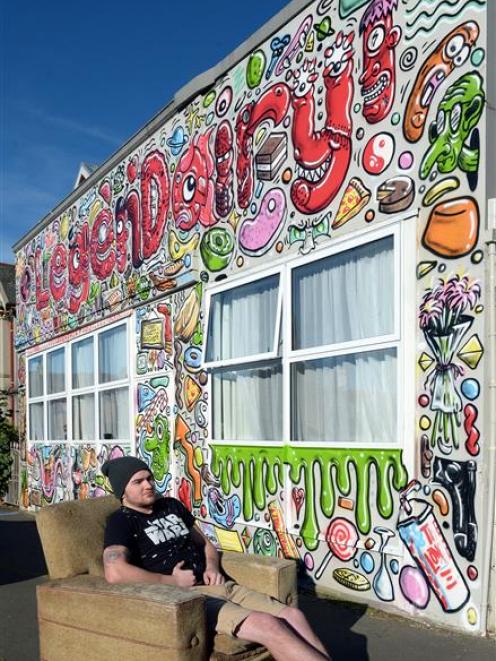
[237,611,287,641]
[280,606,307,626]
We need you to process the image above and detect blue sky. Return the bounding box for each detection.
[0,0,290,264]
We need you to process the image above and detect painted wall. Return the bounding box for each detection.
[15,0,491,634]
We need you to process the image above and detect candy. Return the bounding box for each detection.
[200,227,234,271]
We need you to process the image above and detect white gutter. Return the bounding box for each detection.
[484,198,496,635]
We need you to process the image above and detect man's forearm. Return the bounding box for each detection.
[103,546,176,586]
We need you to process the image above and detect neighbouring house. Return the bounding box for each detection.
[12,0,496,636]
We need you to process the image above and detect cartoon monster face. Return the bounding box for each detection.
[90,209,115,280]
[68,222,90,314]
[420,72,484,180]
[143,414,170,484]
[49,243,68,301]
[172,130,216,231]
[359,1,401,124]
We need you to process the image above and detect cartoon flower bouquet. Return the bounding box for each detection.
[419,275,481,452]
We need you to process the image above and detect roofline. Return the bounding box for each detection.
[12,0,313,253]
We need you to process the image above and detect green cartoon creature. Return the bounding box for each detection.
[420,71,484,190]
[143,414,170,485]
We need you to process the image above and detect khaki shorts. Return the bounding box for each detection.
[193,580,287,636]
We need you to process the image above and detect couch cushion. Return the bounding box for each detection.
[36,496,120,579]
[37,575,206,658]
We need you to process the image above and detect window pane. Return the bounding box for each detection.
[73,394,95,440]
[29,403,44,440]
[206,275,279,362]
[48,398,67,440]
[291,348,396,444]
[99,387,129,439]
[212,362,282,441]
[72,337,94,389]
[28,356,43,397]
[292,236,394,350]
[47,348,65,394]
[98,325,127,383]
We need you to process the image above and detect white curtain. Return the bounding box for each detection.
[99,387,129,440]
[28,356,43,397]
[29,403,44,440]
[292,349,397,444]
[73,394,95,440]
[47,348,65,394]
[48,398,67,440]
[98,325,127,384]
[207,275,279,362]
[292,236,394,349]
[213,363,282,441]
[72,337,94,388]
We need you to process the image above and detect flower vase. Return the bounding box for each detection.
[424,316,472,451]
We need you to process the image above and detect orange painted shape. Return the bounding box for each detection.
[174,414,202,505]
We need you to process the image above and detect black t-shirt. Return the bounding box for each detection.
[104,497,206,580]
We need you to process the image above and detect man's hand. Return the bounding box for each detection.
[203,565,226,585]
[171,561,197,587]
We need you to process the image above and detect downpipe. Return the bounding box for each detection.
[483,199,496,635]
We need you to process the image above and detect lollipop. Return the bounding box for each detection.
[315,517,359,580]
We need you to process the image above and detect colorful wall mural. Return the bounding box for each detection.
[15,0,491,634]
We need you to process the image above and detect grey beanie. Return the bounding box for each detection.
[101,456,151,499]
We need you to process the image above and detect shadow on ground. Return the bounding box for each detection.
[299,581,369,660]
[0,514,47,585]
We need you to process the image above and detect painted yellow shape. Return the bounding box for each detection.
[169,230,200,260]
[228,209,242,231]
[419,415,431,431]
[418,352,434,371]
[215,526,244,553]
[458,334,483,370]
[88,199,103,226]
[305,31,315,52]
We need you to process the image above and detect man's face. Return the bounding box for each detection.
[122,470,156,509]
[360,14,401,124]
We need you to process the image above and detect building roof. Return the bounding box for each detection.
[0,263,15,306]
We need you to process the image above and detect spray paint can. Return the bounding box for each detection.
[398,482,469,613]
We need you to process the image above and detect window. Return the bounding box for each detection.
[27,320,131,443]
[205,272,282,442]
[205,222,411,447]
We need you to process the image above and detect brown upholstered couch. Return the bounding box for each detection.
[35,496,298,660]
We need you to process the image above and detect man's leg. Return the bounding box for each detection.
[278,605,329,657]
[236,611,329,661]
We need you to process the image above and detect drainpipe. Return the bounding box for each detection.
[484,198,496,635]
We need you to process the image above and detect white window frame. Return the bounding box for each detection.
[26,318,133,445]
[203,265,283,370]
[204,215,416,457]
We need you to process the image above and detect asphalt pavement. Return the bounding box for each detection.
[0,505,495,661]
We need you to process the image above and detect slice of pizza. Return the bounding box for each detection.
[184,376,202,411]
[332,177,371,229]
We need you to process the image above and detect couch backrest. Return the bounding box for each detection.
[36,496,120,579]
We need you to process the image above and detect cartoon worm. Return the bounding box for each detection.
[403,22,479,143]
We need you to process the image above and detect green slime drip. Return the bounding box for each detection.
[211,445,407,551]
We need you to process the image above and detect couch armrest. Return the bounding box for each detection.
[37,575,206,660]
[220,553,298,606]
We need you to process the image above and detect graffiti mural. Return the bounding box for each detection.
[15,0,489,635]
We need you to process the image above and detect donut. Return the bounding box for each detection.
[239,188,287,256]
[184,346,202,373]
[403,22,479,143]
[200,227,235,271]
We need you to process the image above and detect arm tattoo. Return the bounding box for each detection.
[103,546,130,565]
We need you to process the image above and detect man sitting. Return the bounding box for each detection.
[102,456,329,660]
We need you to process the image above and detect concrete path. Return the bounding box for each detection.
[0,505,495,661]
